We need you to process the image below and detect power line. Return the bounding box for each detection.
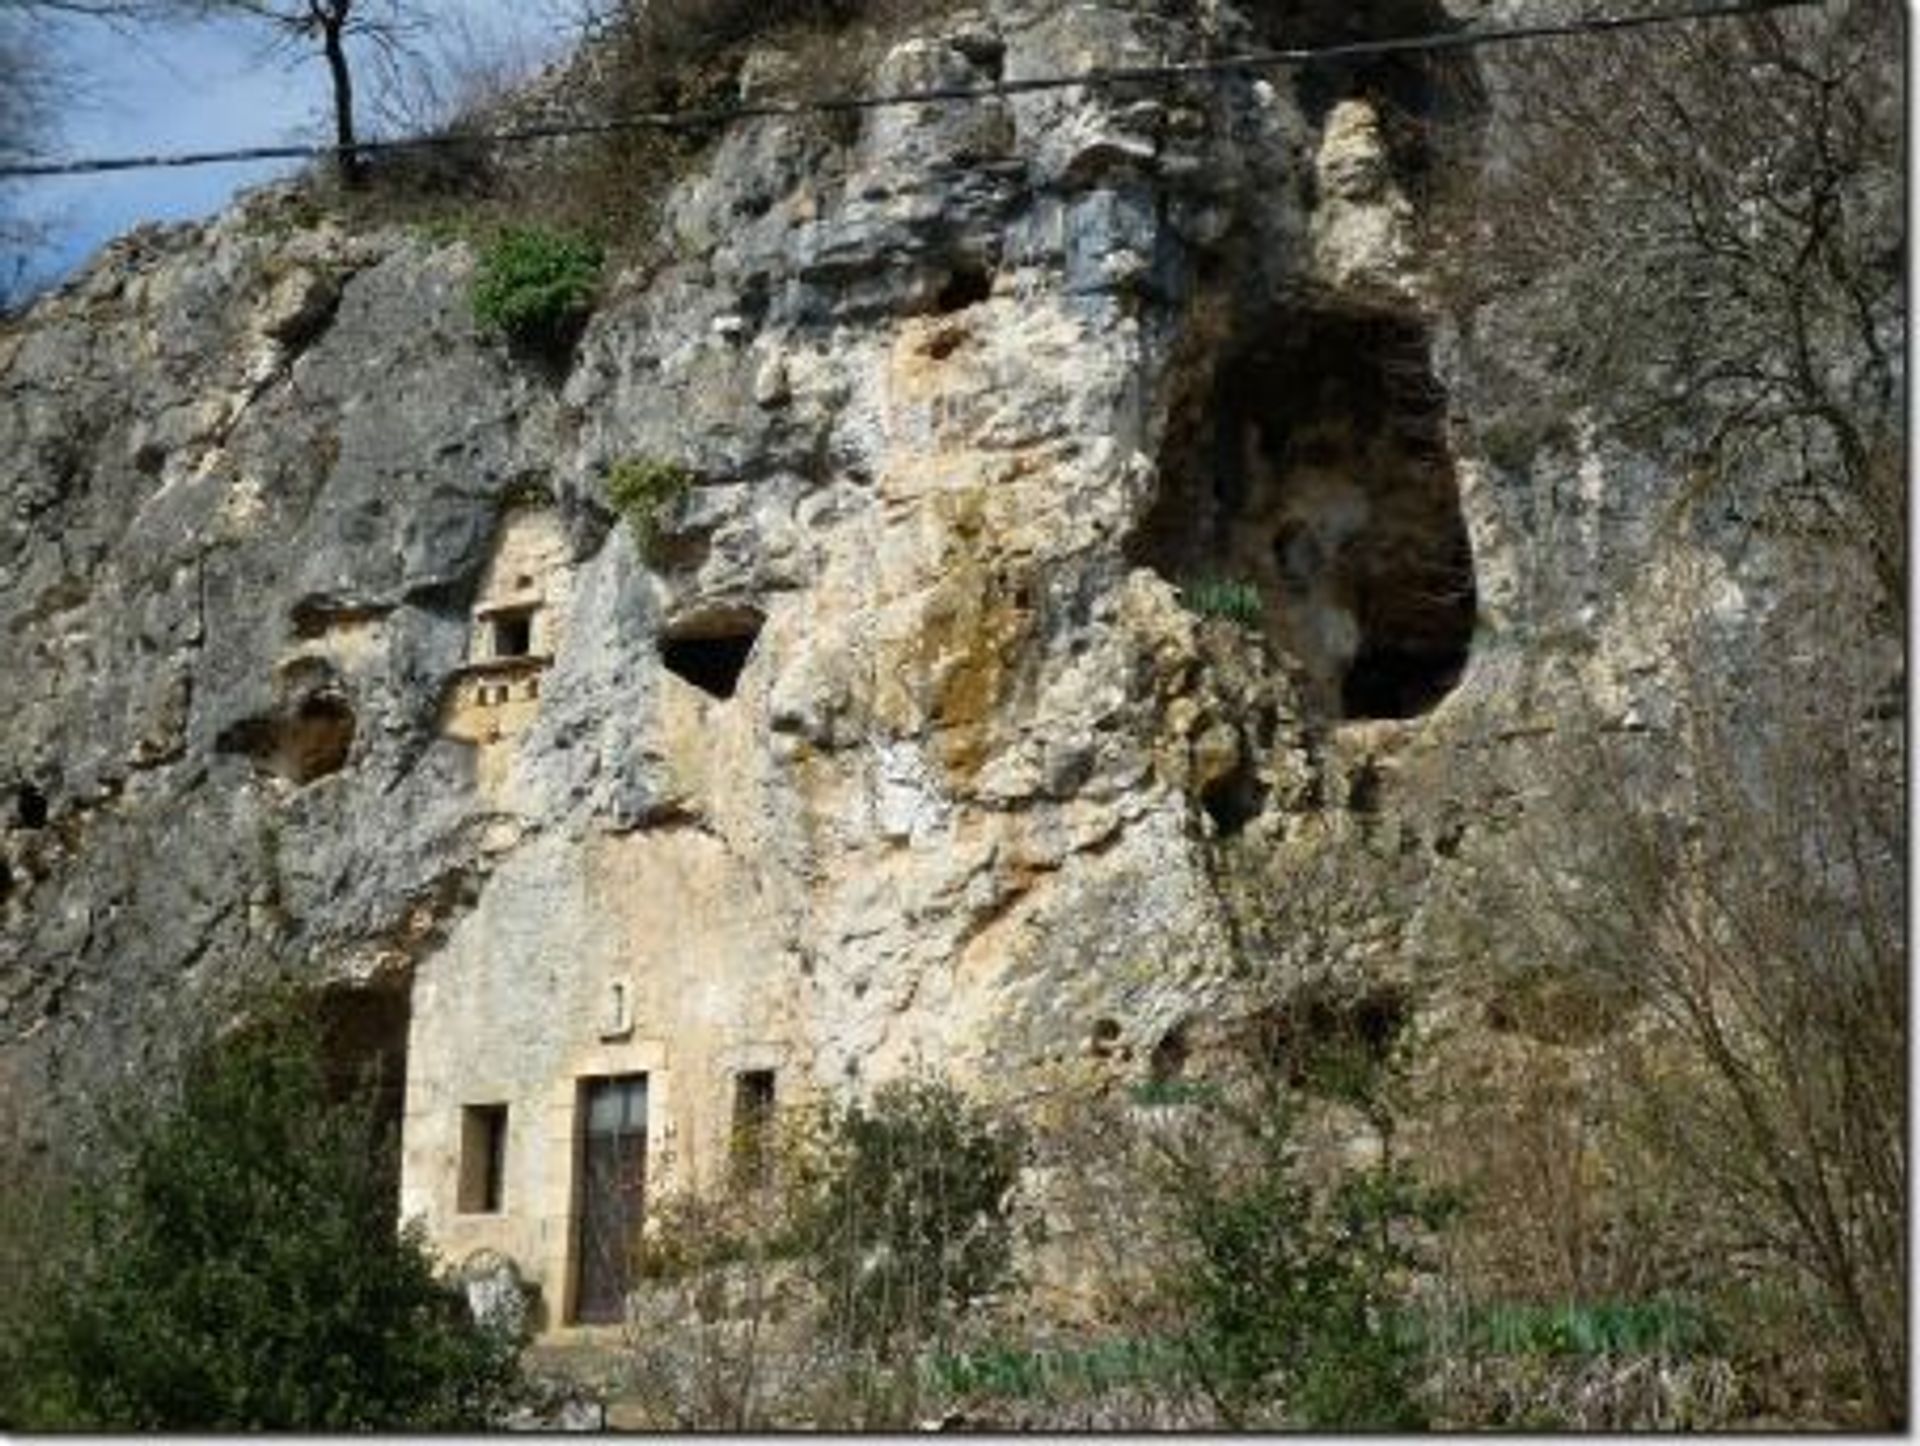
[0,0,1819,181]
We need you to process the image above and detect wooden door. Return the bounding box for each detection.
[573,1074,648,1324]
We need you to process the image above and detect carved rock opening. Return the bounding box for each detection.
[659,608,765,701]
[1135,307,1475,723]
[314,985,410,1226]
[218,693,357,785]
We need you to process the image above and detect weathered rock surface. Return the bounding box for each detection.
[0,0,1887,1303]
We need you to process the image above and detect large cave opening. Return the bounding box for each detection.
[1247,0,1484,191]
[1131,307,1476,723]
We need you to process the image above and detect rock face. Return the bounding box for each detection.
[0,0,1879,1330]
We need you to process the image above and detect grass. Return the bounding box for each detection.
[1428,1298,1713,1359]
[1180,576,1264,628]
[1126,1078,1222,1109]
[928,1336,1188,1401]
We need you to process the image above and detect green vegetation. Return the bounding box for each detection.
[1180,576,1264,628]
[1125,1077,1221,1110]
[1464,1299,1710,1359]
[1157,1078,1454,1428]
[0,991,522,1430]
[788,1077,1027,1349]
[929,1335,1186,1399]
[470,226,604,353]
[605,457,696,562]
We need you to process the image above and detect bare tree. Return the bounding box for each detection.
[1487,552,1905,1425]
[1435,0,1904,615]
[159,0,424,185]
[0,8,66,303]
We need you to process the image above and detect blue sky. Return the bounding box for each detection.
[11,1,578,291]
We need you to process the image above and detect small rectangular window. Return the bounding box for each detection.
[492,610,534,659]
[730,1070,776,1187]
[458,1103,509,1214]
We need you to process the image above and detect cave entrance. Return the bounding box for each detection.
[659,608,765,701]
[216,691,357,785]
[1132,307,1475,723]
[314,984,410,1229]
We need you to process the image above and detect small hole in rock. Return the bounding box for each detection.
[1200,757,1264,839]
[1090,1018,1121,1058]
[15,784,48,830]
[924,327,964,361]
[1349,758,1382,815]
[934,264,992,314]
[1149,1023,1190,1085]
[0,858,13,902]
[659,611,765,701]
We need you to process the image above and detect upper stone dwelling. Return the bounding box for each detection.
[0,0,1853,1334]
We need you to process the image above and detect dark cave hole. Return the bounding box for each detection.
[1249,0,1485,189]
[280,697,357,782]
[1131,306,1477,725]
[218,694,357,785]
[1241,983,1410,1089]
[0,858,12,903]
[14,784,48,830]
[659,611,765,701]
[315,986,409,1116]
[934,263,993,314]
[1149,1022,1191,1085]
[1343,641,1467,720]
[1200,755,1266,839]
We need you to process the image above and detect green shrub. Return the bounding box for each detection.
[787,1077,1027,1350]
[1181,576,1264,628]
[605,457,696,562]
[470,226,604,351]
[1160,1091,1451,1429]
[0,992,522,1430]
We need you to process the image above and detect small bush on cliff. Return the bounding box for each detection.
[1,992,522,1430]
[471,226,604,354]
[606,457,696,563]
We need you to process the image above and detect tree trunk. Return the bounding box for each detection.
[318,6,362,187]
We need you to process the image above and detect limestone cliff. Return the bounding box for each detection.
[0,0,1894,1325]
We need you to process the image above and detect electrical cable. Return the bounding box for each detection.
[0,0,1821,180]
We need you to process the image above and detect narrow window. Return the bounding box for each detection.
[458,1103,509,1214]
[492,609,535,659]
[731,1070,777,1187]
